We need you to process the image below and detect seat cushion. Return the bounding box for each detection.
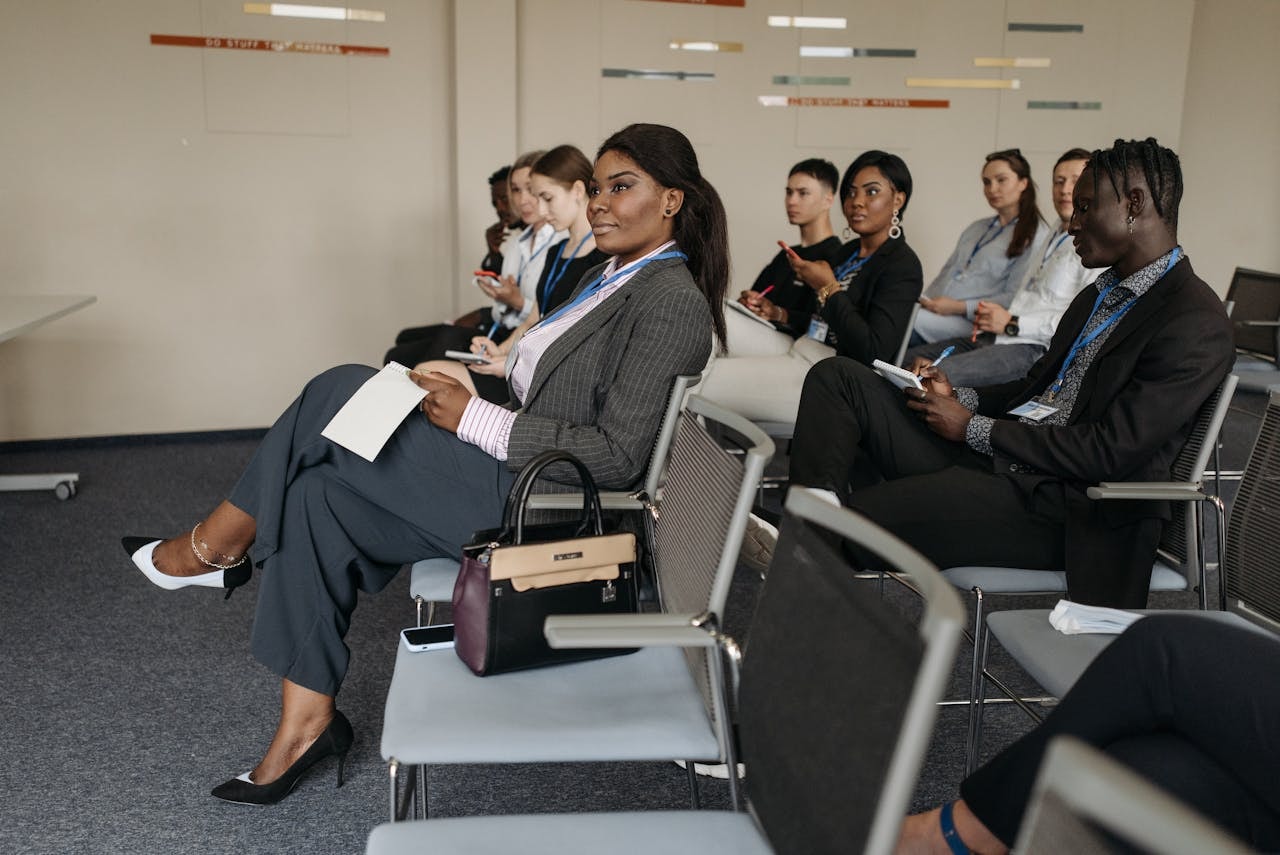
[367,811,771,855]
[380,642,720,765]
[943,566,1069,594]
[987,609,1258,698]
[408,557,461,602]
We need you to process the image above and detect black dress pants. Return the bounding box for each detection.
[789,357,1066,573]
[961,614,1280,849]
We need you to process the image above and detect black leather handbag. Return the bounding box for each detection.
[452,450,639,676]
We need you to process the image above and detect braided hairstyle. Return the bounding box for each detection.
[597,124,730,349]
[1088,138,1183,231]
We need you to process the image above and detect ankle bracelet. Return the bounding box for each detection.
[191,523,247,570]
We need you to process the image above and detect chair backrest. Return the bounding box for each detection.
[1156,373,1237,581]
[738,488,964,855]
[1223,389,1280,631]
[894,302,922,366]
[651,394,773,746]
[1015,737,1256,855]
[639,373,701,500]
[1224,267,1280,360]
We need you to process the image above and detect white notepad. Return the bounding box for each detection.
[321,362,427,462]
[724,298,779,329]
[872,359,924,390]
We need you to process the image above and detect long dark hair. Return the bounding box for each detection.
[596,124,730,349]
[984,149,1041,258]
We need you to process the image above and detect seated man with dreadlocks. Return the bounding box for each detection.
[783,138,1233,608]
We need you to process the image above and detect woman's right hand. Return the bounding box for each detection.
[789,257,835,291]
[478,274,525,312]
[469,336,499,356]
[739,290,784,322]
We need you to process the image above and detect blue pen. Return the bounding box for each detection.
[929,345,956,368]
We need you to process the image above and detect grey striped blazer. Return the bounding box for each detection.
[506,255,713,490]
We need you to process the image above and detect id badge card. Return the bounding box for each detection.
[807,317,829,342]
[1008,400,1059,422]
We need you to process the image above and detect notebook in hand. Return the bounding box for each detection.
[725,298,779,329]
[872,359,924,390]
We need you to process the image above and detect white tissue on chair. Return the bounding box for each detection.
[1048,600,1143,635]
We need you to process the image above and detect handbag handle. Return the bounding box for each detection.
[501,449,604,543]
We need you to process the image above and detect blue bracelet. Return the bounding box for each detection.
[940,801,972,855]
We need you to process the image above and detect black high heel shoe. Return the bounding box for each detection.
[121,537,252,600]
[211,711,355,805]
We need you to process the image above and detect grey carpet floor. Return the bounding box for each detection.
[1,391,1261,854]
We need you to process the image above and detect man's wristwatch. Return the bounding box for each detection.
[1003,315,1020,336]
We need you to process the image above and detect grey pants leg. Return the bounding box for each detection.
[228,364,517,696]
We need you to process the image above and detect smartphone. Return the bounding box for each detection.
[444,349,491,365]
[401,624,456,652]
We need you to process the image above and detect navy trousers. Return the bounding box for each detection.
[228,365,518,696]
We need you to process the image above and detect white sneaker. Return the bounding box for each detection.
[674,759,746,780]
[738,513,778,577]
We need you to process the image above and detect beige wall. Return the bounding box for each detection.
[1,0,1275,442]
[1178,0,1280,292]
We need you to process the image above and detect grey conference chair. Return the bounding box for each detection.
[969,387,1280,759]
[949,373,1237,771]
[1224,267,1280,394]
[407,373,702,626]
[1014,737,1258,855]
[366,487,965,855]
[378,394,772,820]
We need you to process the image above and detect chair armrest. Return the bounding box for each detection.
[544,613,718,649]
[525,492,644,511]
[1087,481,1207,501]
[1235,320,1280,327]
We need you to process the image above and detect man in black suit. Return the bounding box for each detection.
[787,138,1233,607]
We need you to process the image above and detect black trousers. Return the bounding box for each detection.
[789,357,1066,573]
[228,365,517,696]
[961,614,1280,849]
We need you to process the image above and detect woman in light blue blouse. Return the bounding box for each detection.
[912,149,1050,344]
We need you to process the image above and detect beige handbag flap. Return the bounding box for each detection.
[488,532,636,592]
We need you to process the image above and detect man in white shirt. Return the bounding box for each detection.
[902,148,1096,386]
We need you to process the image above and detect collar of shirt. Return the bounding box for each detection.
[1090,246,1182,305]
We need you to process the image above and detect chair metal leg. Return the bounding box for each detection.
[388,759,401,823]
[425,601,438,627]
[1193,500,1207,610]
[417,763,428,819]
[414,596,423,627]
[686,762,701,809]
[964,587,987,775]
[1210,494,1228,611]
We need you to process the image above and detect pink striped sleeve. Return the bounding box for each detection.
[456,396,516,460]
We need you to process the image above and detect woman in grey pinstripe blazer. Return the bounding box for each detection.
[120,124,729,806]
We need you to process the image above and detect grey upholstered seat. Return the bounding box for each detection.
[380,394,772,819]
[367,488,965,855]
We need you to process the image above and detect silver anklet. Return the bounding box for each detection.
[191,523,247,570]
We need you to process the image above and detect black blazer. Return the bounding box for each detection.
[975,256,1233,606]
[818,236,924,365]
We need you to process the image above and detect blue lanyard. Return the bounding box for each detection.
[833,243,875,281]
[1040,227,1071,268]
[960,216,1012,273]
[1047,248,1182,399]
[536,249,688,328]
[516,231,553,288]
[540,233,593,311]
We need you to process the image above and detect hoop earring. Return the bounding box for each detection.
[889,209,902,240]
[1126,214,1135,234]
[842,226,853,241]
